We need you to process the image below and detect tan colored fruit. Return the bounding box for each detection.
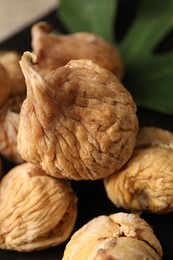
[0,51,26,96]
[104,127,173,213]
[0,95,24,163]
[0,62,11,106]
[0,163,78,252]
[18,52,138,180]
[62,212,162,260]
[31,22,124,79]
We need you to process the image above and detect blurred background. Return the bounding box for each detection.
[0,0,57,43]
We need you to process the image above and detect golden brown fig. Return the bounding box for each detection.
[0,62,11,106]
[0,163,77,252]
[0,95,25,163]
[31,22,124,79]
[104,127,173,214]
[18,52,138,180]
[0,51,26,96]
[62,212,162,260]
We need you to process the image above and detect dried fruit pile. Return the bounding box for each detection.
[1,21,173,259]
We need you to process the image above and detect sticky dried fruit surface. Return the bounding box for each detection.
[0,163,77,252]
[0,62,11,106]
[62,212,162,260]
[104,127,173,213]
[0,51,26,96]
[31,22,124,79]
[18,52,138,180]
[0,95,24,163]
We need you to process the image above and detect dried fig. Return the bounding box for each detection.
[0,163,77,252]
[0,62,11,106]
[104,127,173,213]
[18,52,138,180]
[31,22,124,79]
[0,51,26,96]
[0,95,25,163]
[62,212,162,260]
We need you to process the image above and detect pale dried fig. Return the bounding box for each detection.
[31,22,124,79]
[0,51,26,96]
[0,163,77,252]
[104,127,173,214]
[62,212,162,260]
[0,62,11,106]
[0,95,25,163]
[18,52,138,180]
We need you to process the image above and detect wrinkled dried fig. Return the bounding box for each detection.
[0,62,11,106]
[104,127,173,214]
[0,51,26,96]
[62,212,162,260]
[0,163,77,252]
[18,52,138,180]
[0,95,25,163]
[31,22,124,79]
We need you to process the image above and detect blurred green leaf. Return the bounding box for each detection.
[58,0,117,42]
[123,53,173,114]
[119,0,173,114]
[119,0,173,63]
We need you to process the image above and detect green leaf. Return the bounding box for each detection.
[119,0,173,63]
[58,0,117,42]
[124,53,173,114]
[119,0,173,114]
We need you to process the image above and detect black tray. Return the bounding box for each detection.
[0,3,173,260]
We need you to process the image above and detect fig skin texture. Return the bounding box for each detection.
[0,163,78,252]
[0,62,11,106]
[31,22,124,80]
[0,51,26,96]
[62,212,163,260]
[18,52,138,180]
[0,95,25,163]
[104,127,173,214]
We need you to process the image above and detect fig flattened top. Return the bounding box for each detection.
[62,212,162,260]
[0,163,78,251]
